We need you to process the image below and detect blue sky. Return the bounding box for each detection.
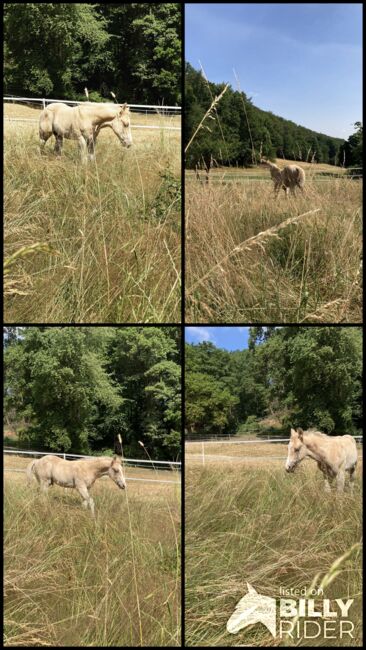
[185,326,250,351]
[185,3,362,139]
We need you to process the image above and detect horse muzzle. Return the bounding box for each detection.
[285,463,296,473]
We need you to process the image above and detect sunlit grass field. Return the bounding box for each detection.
[185,162,362,323]
[4,105,181,323]
[185,458,362,647]
[4,463,181,647]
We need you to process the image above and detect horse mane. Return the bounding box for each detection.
[303,428,328,438]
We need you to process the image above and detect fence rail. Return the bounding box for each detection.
[4,96,181,114]
[185,174,362,182]
[3,117,180,132]
[4,448,181,470]
[186,436,363,465]
[185,436,363,444]
[4,467,180,485]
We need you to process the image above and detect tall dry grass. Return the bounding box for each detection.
[185,463,362,647]
[185,175,362,322]
[4,475,181,646]
[4,118,181,323]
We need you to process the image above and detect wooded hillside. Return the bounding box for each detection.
[4,3,181,105]
[185,63,347,168]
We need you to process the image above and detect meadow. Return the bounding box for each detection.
[4,104,181,323]
[185,162,362,323]
[185,451,362,647]
[4,459,181,647]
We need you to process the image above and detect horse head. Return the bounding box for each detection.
[108,455,126,489]
[111,103,132,148]
[285,427,307,473]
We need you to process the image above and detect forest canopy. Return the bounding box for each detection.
[185,62,347,169]
[185,327,362,438]
[4,3,182,105]
[4,326,181,460]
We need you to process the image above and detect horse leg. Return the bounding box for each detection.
[324,476,332,493]
[336,470,345,493]
[348,466,356,494]
[86,136,95,162]
[318,462,332,492]
[77,484,95,517]
[40,479,51,493]
[78,136,88,164]
[39,131,52,155]
[54,135,63,157]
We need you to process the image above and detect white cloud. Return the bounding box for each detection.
[185,327,215,343]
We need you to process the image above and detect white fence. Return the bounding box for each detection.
[186,436,363,465]
[4,96,181,114]
[4,96,181,132]
[4,448,181,485]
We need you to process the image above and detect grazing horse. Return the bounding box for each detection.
[285,427,357,493]
[260,158,305,197]
[39,102,132,162]
[27,454,126,516]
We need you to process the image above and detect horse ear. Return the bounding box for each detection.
[297,427,304,440]
[290,428,296,436]
[119,103,127,113]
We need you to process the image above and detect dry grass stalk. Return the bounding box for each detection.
[185,172,362,323]
[4,113,181,322]
[185,84,229,154]
[187,208,320,296]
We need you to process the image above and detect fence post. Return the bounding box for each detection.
[42,98,46,109]
[202,441,205,466]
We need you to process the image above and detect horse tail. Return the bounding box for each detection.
[39,107,53,141]
[26,459,37,485]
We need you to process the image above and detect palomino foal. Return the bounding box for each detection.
[27,454,126,516]
[39,102,132,162]
[285,427,357,493]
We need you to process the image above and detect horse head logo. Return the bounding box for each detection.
[226,583,276,637]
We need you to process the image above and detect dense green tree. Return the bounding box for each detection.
[338,122,363,170]
[106,327,181,458]
[185,371,238,435]
[4,326,181,460]
[4,4,111,97]
[4,4,181,104]
[185,327,362,438]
